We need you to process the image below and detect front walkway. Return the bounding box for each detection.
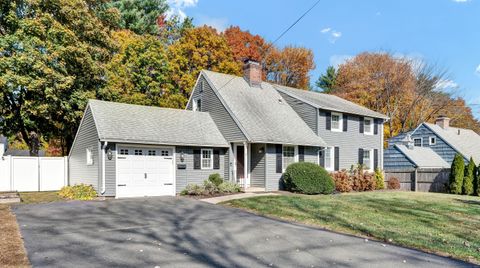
[201,192,279,204]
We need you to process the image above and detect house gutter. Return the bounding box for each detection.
[101,141,108,194]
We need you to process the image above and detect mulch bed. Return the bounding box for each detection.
[0,204,30,267]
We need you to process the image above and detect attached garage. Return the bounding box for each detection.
[69,100,229,198]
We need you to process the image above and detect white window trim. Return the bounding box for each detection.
[331,112,343,132]
[324,146,335,171]
[429,136,437,145]
[413,138,422,147]
[86,148,93,166]
[282,145,298,172]
[201,148,213,169]
[192,98,201,111]
[363,149,374,172]
[364,117,374,135]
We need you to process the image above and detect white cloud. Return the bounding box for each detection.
[166,0,199,20]
[452,0,470,2]
[196,16,228,32]
[329,55,353,68]
[435,79,459,92]
[321,27,342,43]
[475,64,480,76]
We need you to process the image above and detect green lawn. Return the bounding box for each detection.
[18,191,64,204]
[223,191,480,264]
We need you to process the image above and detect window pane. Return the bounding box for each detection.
[283,146,295,169]
[364,119,371,132]
[201,150,212,168]
[148,150,156,156]
[331,115,339,129]
[135,149,143,155]
[414,139,422,147]
[363,150,371,169]
[325,148,331,168]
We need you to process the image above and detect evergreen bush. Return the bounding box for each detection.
[449,153,465,194]
[463,157,475,195]
[283,162,334,194]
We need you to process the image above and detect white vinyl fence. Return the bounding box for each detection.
[0,156,68,192]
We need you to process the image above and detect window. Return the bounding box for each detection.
[201,149,213,169]
[134,149,143,155]
[429,136,436,145]
[282,145,297,171]
[119,149,129,155]
[364,117,373,135]
[324,147,334,171]
[414,138,422,147]
[161,150,169,156]
[331,112,343,132]
[363,149,372,171]
[193,98,202,112]
[148,150,156,156]
[86,148,93,165]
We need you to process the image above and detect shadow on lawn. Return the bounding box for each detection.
[455,198,480,206]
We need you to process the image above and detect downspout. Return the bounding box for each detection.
[101,141,108,195]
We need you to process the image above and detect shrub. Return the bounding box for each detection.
[180,183,205,196]
[203,180,218,195]
[208,173,224,187]
[283,162,334,194]
[218,181,242,193]
[476,164,480,196]
[463,157,475,195]
[387,177,401,190]
[374,168,385,190]
[350,165,376,192]
[59,184,97,200]
[449,153,465,194]
[331,170,352,192]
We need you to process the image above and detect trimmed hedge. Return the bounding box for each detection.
[449,153,464,194]
[283,162,334,194]
[208,173,223,186]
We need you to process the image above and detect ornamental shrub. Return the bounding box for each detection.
[463,157,475,195]
[59,184,97,200]
[203,180,218,195]
[283,162,334,194]
[449,153,465,194]
[387,177,401,190]
[351,165,376,192]
[181,183,205,196]
[208,173,223,186]
[331,170,352,192]
[218,181,242,193]
[374,168,385,190]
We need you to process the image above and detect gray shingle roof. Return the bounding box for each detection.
[274,85,389,119]
[202,70,327,147]
[422,123,480,163]
[88,100,229,147]
[395,144,450,168]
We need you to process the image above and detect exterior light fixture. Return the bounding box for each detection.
[107,148,113,160]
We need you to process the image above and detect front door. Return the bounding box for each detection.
[236,145,245,181]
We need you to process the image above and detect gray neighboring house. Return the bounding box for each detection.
[68,100,229,198]
[385,116,480,170]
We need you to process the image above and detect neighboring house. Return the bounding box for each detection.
[69,60,387,198]
[385,116,480,170]
[4,149,46,157]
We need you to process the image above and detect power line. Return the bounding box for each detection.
[216,0,322,91]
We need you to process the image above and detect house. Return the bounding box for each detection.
[385,116,480,170]
[69,60,387,198]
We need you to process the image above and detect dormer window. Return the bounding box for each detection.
[331,112,343,132]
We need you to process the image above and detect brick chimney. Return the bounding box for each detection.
[243,59,262,87]
[435,115,450,129]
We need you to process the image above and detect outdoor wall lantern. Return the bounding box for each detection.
[180,151,185,162]
[107,148,113,160]
[258,147,264,154]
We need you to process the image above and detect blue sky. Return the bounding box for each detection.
[168,0,480,117]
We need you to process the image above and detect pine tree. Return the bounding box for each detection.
[475,164,480,196]
[463,157,475,195]
[449,153,465,195]
[316,66,337,93]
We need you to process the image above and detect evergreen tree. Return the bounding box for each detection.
[449,153,465,194]
[108,0,168,35]
[316,66,337,93]
[463,157,475,195]
[475,164,480,196]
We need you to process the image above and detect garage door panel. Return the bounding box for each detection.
[117,146,175,198]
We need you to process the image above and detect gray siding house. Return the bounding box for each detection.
[69,60,387,198]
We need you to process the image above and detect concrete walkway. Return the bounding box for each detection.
[201,192,279,204]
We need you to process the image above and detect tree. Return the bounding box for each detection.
[167,26,241,107]
[157,14,194,45]
[101,30,170,106]
[223,26,267,65]
[463,157,475,195]
[107,0,168,35]
[449,154,465,195]
[316,66,337,93]
[476,164,480,196]
[0,0,115,155]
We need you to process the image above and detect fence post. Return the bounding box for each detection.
[64,156,68,187]
[9,155,13,191]
[414,168,418,192]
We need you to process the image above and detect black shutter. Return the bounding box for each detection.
[374,119,379,135]
[359,117,365,133]
[326,111,331,130]
[319,147,325,167]
[298,146,305,162]
[276,144,282,173]
[358,148,364,165]
[334,147,340,171]
[213,149,220,169]
[193,149,201,169]
[374,149,378,170]
[343,115,348,132]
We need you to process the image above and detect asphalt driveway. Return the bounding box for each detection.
[13,197,473,268]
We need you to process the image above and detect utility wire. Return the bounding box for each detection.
[215,0,322,91]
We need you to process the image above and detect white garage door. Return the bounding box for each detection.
[116,146,174,198]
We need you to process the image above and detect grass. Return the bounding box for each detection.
[18,191,64,204]
[223,191,480,264]
[0,204,30,267]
